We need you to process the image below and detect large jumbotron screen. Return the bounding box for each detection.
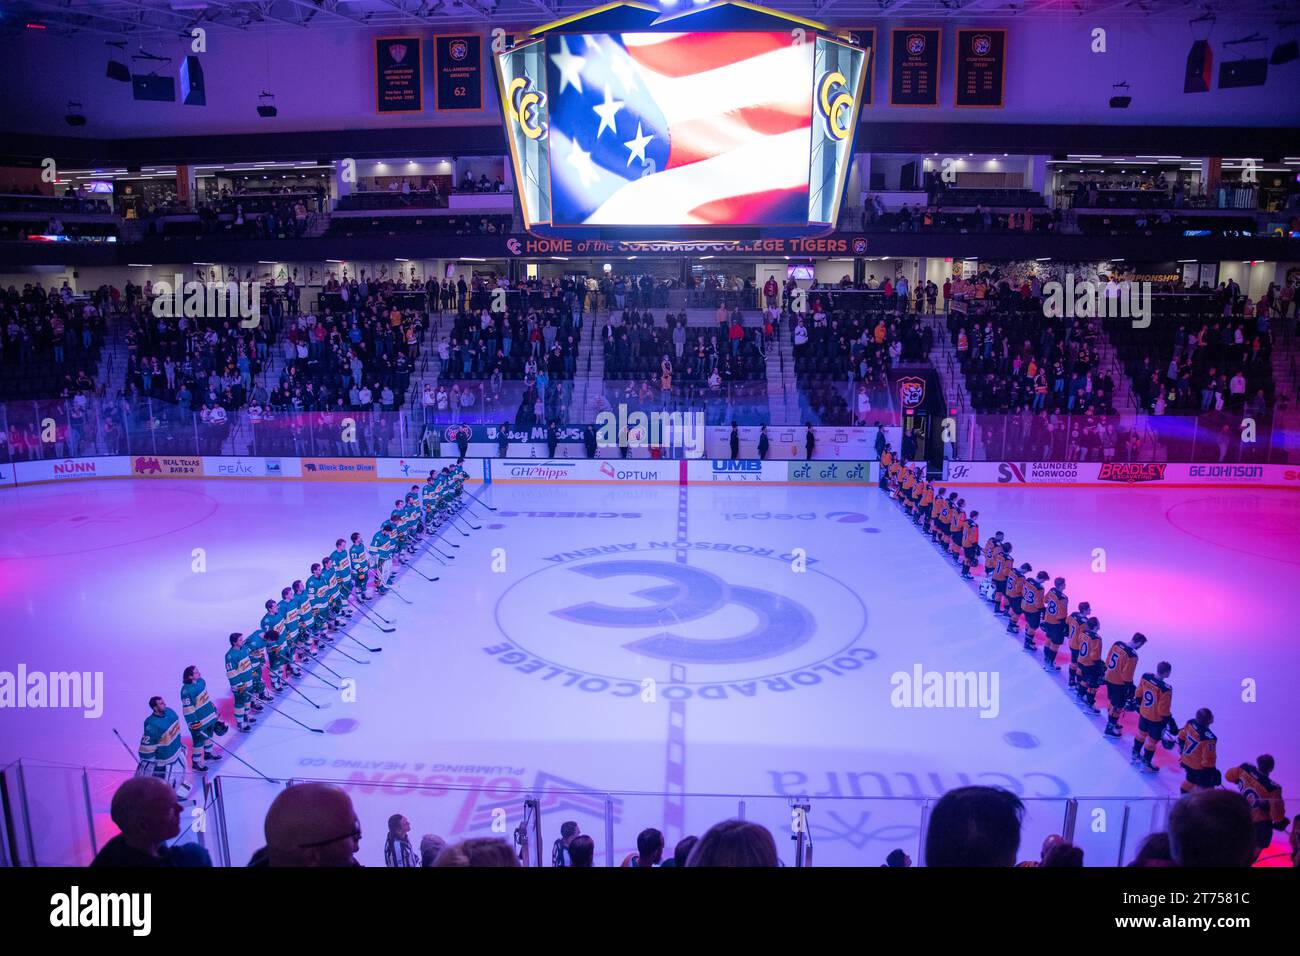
[498,30,867,230]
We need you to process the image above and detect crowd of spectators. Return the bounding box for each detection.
[436,298,582,427]
[90,776,1297,868]
[0,281,109,460]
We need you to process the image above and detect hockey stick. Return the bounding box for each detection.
[302,669,339,691]
[311,656,347,681]
[281,682,321,709]
[386,584,414,604]
[351,594,394,624]
[469,492,498,511]
[409,564,440,582]
[328,644,369,665]
[112,727,144,767]
[428,541,455,559]
[455,514,481,531]
[347,631,384,652]
[356,611,392,638]
[268,707,324,734]
[208,739,278,784]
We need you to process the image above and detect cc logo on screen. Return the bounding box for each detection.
[818,70,854,142]
[507,76,548,141]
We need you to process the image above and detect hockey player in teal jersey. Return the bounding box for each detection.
[306,563,335,640]
[243,627,272,702]
[224,632,259,732]
[321,553,345,627]
[138,695,188,788]
[270,588,301,684]
[421,476,440,529]
[330,538,355,618]
[453,457,469,503]
[402,491,422,551]
[349,532,371,600]
[179,665,224,772]
[371,522,395,592]
[291,579,319,658]
[387,498,408,560]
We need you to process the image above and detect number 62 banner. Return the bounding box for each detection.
[435,34,483,112]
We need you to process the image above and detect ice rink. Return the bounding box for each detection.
[1,475,1296,866]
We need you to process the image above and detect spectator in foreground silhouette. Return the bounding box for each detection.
[660,835,698,868]
[924,786,1024,867]
[419,834,446,867]
[883,848,911,867]
[1167,790,1256,867]
[686,820,778,867]
[1127,831,1174,867]
[432,837,518,867]
[568,835,596,868]
[255,782,361,867]
[621,828,665,867]
[91,777,211,867]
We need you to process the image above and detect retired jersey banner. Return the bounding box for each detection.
[376,36,423,114]
[954,29,1006,108]
[434,34,483,112]
[889,28,941,107]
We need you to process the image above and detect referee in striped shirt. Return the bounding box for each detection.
[384,814,418,868]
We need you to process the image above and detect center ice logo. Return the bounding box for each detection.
[552,560,813,664]
[491,546,873,698]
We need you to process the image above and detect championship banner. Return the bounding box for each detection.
[848,29,875,105]
[954,29,1006,109]
[132,455,203,478]
[889,27,941,107]
[434,34,483,112]
[376,36,423,114]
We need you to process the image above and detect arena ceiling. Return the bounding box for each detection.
[6,0,1300,40]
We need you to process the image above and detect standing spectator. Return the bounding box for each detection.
[384,814,418,867]
[620,828,665,867]
[805,423,816,460]
[552,820,581,866]
[757,424,770,460]
[729,421,740,459]
[497,422,510,458]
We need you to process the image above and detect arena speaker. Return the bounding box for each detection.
[180,55,205,106]
[132,73,177,102]
[1219,57,1269,89]
[1184,39,1212,93]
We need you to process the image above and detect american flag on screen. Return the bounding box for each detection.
[546,32,814,226]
